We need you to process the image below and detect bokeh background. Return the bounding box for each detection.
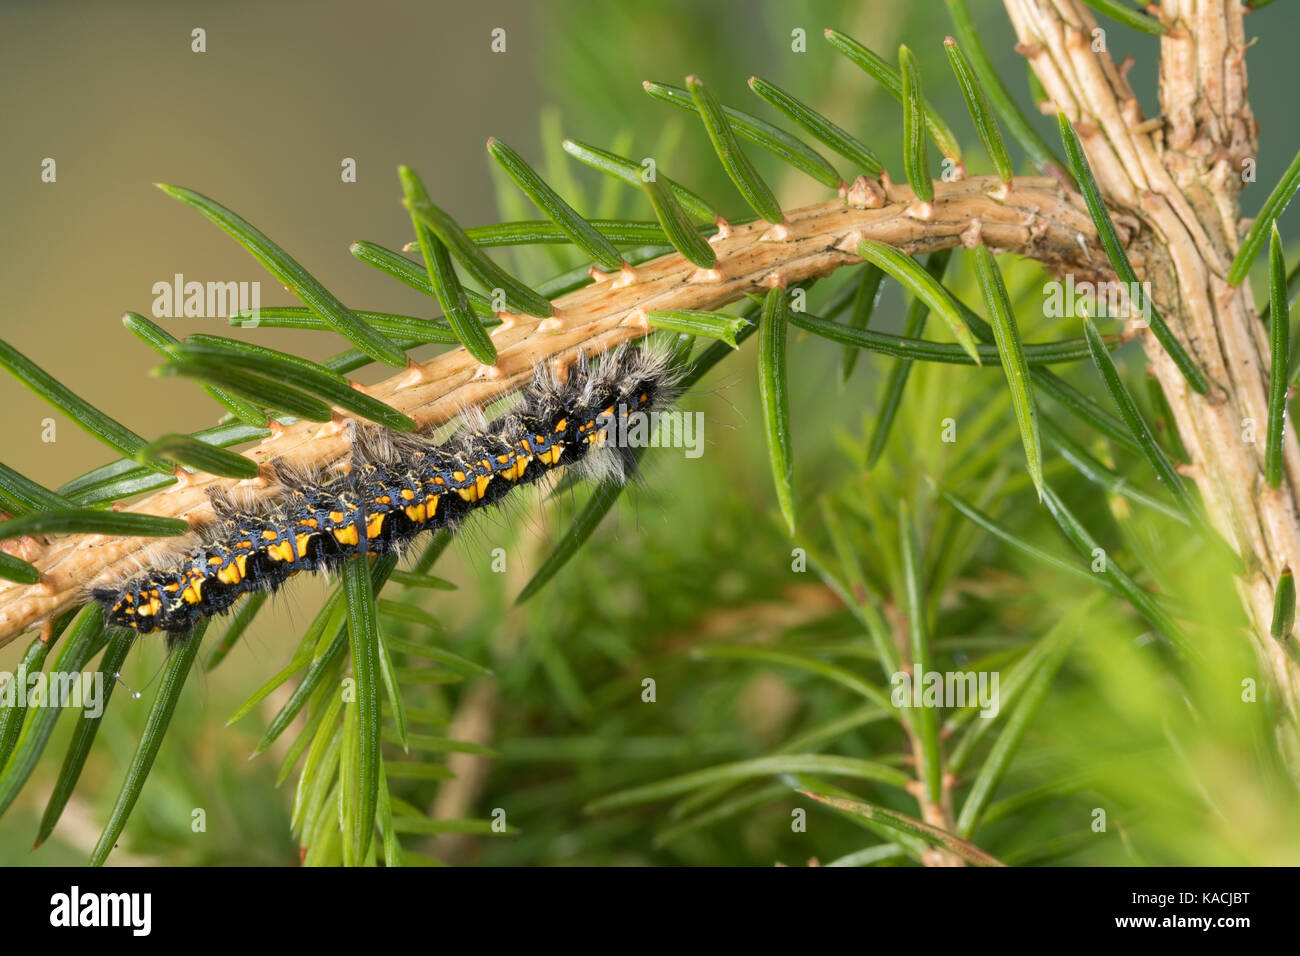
[2,0,1299,865]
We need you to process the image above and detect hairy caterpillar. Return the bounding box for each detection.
[91,343,681,635]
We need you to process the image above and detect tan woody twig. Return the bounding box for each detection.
[1003,0,1300,721]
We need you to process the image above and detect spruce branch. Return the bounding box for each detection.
[0,174,1119,648]
[1003,0,1300,719]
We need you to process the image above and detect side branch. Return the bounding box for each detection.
[0,174,1118,648]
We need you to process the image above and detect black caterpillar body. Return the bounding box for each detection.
[92,344,678,634]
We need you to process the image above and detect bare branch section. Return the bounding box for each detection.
[1006,0,1300,717]
[0,174,1115,648]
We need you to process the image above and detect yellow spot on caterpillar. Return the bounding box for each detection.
[208,556,223,566]
[401,488,415,501]
[299,517,320,529]
[218,562,242,585]
[375,494,392,505]
[262,530,278,541]
[453,470,467,483]
[295,533,315,556]
[182,584,201,604]
[329,511,346,525]
[236,555,249,578]
[267,541,295,563]
[496,454,511,465]
[235,541,253,551]
[164,582,181,593]
[333,525,359,547]
[404,502,426,523]
[455,472,491,502]
[366,513,385,540]
[555,418,567,433]
[539,445,564,465]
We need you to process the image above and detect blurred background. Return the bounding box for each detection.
[2,0,1299,865]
